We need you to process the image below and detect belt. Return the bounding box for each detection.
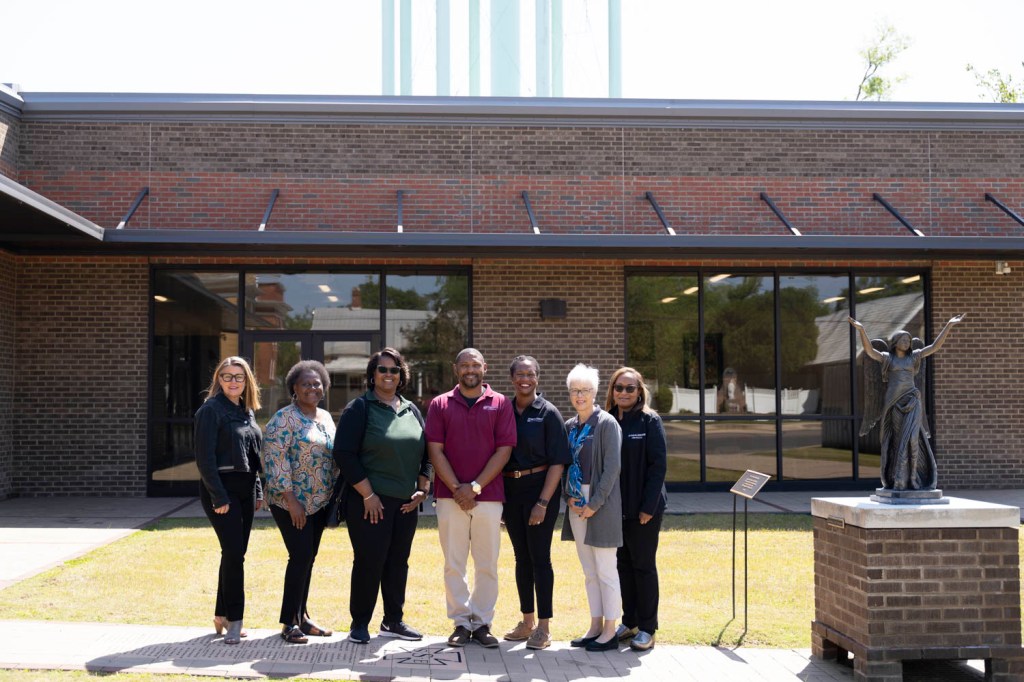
[503,465,549,479]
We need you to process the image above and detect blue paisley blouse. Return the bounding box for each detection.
[262,404,338,514]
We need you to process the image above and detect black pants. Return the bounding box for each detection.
[270,504,328,626]
[200,472,256,622]
[344,491,418,629]
[617,512,663,634]
[503,472,560,619]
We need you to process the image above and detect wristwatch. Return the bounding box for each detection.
[470,480,482,495]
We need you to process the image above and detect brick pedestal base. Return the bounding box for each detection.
[811,497,1024,682]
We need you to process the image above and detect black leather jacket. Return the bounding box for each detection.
[194,393,263,508]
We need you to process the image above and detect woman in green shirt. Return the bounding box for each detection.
[333,347,433,645]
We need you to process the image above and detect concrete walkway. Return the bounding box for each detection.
[1,490,1016,680]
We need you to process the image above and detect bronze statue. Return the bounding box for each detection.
[848,314,965,492]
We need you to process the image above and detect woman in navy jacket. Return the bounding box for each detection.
[604,367,667,652]
[194,356,263,645]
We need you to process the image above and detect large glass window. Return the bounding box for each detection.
[704,274,775,415]
[625,268,926,489]
[625,274,699,414]
[150,266,470,495]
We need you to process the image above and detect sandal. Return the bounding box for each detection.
[281,624,309,644]
[300,619,333,637]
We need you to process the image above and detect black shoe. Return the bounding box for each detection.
[570,634,599,648]
[380,620,423,641]
[472,625,499,648]
[447,625,472,647]
[348,625,370,644]
[585,637,619,652]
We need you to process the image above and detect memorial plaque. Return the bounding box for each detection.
[730,470,771,499]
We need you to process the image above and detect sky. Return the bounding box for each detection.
[2,0,1022,102]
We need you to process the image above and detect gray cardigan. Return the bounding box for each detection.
[561,407,623,548]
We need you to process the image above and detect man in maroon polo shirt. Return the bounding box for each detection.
[426,348,517,648]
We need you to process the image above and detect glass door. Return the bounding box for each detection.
[247,332,380,428]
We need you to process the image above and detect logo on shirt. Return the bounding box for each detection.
[628,433,646,440]
[483,405,499,411]
[527,417,544,423]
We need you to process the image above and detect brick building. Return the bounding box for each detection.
[1,87,1022,498]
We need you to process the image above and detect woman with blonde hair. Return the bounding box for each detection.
[604,367,667,651]
[195,356,263,645]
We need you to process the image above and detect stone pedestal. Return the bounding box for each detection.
[811,496,1024,682]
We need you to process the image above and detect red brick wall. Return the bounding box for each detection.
[931,260,1024,489]
[13,257,148,496]
[0,250,14,498]
[16,122,1024,236]
[472,258,624,417]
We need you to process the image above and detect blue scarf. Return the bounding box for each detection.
[566,422,591,507]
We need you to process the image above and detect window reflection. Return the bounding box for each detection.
[386,273,470,414]
[662,420,700,482]
[780,274,850,416]
[781,421,859,480]
[704,274,775,415]
[706,420,777,481]
[625,274,699,414]
[244,273,380,331]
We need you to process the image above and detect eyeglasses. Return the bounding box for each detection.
[298,382,323,390]
[569,387,594,397]
[376,366,401,375]
[613,384,638,394]
[219,373,246,383]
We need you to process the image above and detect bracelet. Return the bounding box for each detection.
[363,492,376,501]
[535,499,549,509]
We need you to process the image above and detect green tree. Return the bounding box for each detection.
[855,23,910,101]
[966,62,1024,103]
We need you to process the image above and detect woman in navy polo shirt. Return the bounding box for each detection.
[500,355,571,650]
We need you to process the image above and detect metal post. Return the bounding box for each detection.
[396,189,405,233]
[759,192,802,236]
[258,189,279,232]
[732,494,737,619]
[644,192,676,235]
[522,191,540,234]
[985,193,1024,227]
[116,187,150,229]
[873,193,924,236]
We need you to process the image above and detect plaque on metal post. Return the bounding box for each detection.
[730,470,771,499]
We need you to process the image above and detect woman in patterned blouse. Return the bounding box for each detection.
[262,360,339,644]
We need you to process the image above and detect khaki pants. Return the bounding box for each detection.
[568,484,621,620]
[436,498,503,630]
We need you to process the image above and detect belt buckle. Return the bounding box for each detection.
[513,470,522,479]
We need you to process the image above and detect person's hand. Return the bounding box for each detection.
[287,497,306,529]
[567,497,581,510]
[949,313,966,325]
[255,499,264,512]
[848,317,862,329]
[400,490,427,513]
[452,483,477,506]
[363,493,384,524]
[579,505,596,519]
[639,512,653,525]
[529,502,547,525]
[214,503,230,515]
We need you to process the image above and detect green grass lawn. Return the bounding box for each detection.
[0,514,813,649]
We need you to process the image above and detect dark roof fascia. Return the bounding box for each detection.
[0,174,105,241]
[92,229,1024,260]
[18,93,1024,130]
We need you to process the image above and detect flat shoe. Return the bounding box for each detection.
[214,616,247,638]
[300,619,333,637]
[570,634,598,648]
[585,637,618,652]
[281,625,309,644]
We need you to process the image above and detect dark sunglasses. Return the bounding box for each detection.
[613,384,637,394]
[376,366,401,375]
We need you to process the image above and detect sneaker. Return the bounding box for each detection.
[472,624,500,648]
[380,620,423,641]
[348,625,370,644]
[526,628,551,650]
[447,625,472,647]
[616,624,639,641]
[630,630,655,651]
[503,621,533,641]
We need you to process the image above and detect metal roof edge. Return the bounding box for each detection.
[0,84,24,118]
[17,93,1024,128]
[99,230,1024,259]
[0,174,105,240]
